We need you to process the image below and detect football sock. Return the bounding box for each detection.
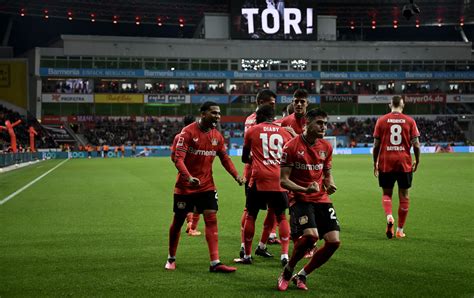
[210,260,220,266]
[297,268,307,277]
[260,209,275,245]
[186,213,193,224]
[167,255,175,261]
[169,215,186,257]
[382,195,393,216]
[397,227,404,233]
[277,214,290,255]
[398,196,410,228]
[288,234,318,269]
[258,242,266,250]
[387,214,394,223]
[270,213,278,236]
[269,232,277,239]
[204,212,219,262]
[303,241,340,274]
[191,213,200,230]
[244,214,256,256]
[281,254,289,260]
[240,209,247,245]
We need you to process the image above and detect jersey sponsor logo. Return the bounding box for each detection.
[319,151,327,159]
[177,202,186,209]
[386,146,405,151]
[189,147,217,156]
[177,137,184,147]
[211,138,218,146]
[294,162,323,171]
[298,215,308,225]
[297,150,305,156]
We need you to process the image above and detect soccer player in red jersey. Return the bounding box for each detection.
[166,101,245,273]
[279,89,309,135]
[373,96,420,239]
[170,115,202,236]
[239,89,280,257]
[277,109,340,291]
[234,105,293,266]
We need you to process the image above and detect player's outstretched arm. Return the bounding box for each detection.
[241,146,251,164]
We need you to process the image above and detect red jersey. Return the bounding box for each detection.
[280,113,306,135]
[174,122,239,195]
[373,112,420,172]
[244,122,293,191]
[243,112,257,181]
[281,135,333,204]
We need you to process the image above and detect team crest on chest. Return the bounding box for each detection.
[319,151,327,159]
[211,138,218,146]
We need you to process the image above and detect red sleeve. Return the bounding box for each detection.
[243,126,253,149]
[217,134,239,178]
[174,131,192,180]
[411,119,420,139]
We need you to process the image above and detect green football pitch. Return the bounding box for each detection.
[1,154,473,297]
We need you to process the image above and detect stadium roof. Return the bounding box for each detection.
[0,0,473,55]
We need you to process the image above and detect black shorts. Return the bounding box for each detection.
[246,185,288,216]
[378,172,413,189]
[173,191,218,215]
[290,202,340,239]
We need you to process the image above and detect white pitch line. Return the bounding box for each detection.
[0,159,69,206]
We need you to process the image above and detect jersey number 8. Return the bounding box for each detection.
[390,124,402,145]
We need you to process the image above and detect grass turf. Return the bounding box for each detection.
[0,154,473,297]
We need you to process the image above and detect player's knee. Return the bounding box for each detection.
[276,214,286,223]
[326,241,341,252]
[204,212,217,225]
[301,234,318,249]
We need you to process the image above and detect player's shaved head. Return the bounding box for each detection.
[391,96,403,107]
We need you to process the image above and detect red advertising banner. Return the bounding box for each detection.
[403,94,446,103]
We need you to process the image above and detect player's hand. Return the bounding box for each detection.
[306,182,319,193]
[284,126,297,137]
[235,176,245,186]
[412,161,419,172]
[324,183,337,195]
[188,176,200,186]
[373,163,379,178]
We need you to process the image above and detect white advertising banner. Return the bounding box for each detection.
[446,94,474,103]
[358,95,396,104]
[42,93,94,103]
[144,94,191,104]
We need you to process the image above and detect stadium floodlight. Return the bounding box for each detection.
[402,0,421,20]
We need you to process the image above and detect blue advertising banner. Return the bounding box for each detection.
[191,95,229,104]
[40,68,474,80]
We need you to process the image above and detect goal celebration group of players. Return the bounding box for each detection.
[166,88,421,291]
